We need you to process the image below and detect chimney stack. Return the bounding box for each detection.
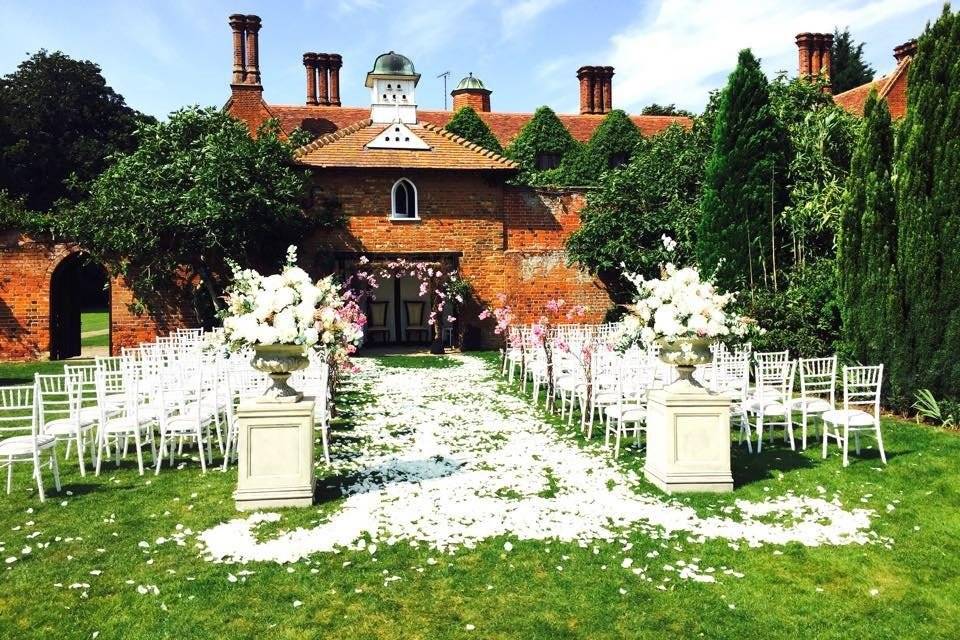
[229,14,247,84]
[796,32,834,86]
[243,15,261,85]
[329,54,342,107]
[303,53,318,105]
[230,14,262,87]
[893,39,917,62]
[302,52,342,106]
[577,66,614,115]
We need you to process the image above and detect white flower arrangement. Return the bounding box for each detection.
[219,246,365,357]
[619,262,750,348]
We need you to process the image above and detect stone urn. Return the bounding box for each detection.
[656,337,713,387]
[251,344,309,403]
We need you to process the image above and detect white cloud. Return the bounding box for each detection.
[604,0,939,112]
[501,0,568,39]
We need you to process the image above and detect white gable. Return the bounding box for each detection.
[365,122,431,151]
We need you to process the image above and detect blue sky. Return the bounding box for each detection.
[0,0,945,118]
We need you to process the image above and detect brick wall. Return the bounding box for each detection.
[0,231,195,361]
[303,170,613,345]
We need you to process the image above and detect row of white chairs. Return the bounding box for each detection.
[502,326,887,466]
[0,328,333,502]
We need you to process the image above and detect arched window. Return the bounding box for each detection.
[391,178,418,219]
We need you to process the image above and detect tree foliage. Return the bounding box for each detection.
[891,6,960,402]
[505,106,577,184]
[63,107,309,317]
[566,123,707,300]
[444,106,502,154]
[831,28,877,94]
[839,91,896,367]
[0,50,153,211]
[697,49,790,292]
[641,103,694,117]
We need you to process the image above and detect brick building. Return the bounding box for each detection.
[224,14,688,348]
[2,19,914,359]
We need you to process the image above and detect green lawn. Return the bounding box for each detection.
[81,310,109,348]
[0,352,958,639]
[0,359,92,386]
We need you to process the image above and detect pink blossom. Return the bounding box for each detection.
[478,309,491,320]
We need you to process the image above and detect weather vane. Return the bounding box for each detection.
[437,71,451,110]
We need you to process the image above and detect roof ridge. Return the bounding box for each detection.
[419,121,518,168]
[293,118,373,157]
[878,56,911,100]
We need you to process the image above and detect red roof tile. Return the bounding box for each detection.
[833,56,911,119]
[266,104,689,146]
[293,119,518,170]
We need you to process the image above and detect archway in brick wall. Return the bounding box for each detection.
[49,252,110,360]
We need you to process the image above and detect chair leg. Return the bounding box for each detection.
[756,416,764,453]
[786,419,796,451]
[198,429,207,474]
[875,422,887,464]
[94,430,104,476]
[822,422,830,459]
[34,460,46,502]
[320,422,331,464]
[50,450,61,492]
[614,422,622,458]
[155,435,166,475]
[6,457,13,494]
[842,424,850,467]
[134,430,144,476]
[76,431,86,477]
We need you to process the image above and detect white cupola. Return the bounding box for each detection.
[365,51,420,124]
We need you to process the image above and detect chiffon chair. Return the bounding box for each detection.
[604,359,653,458]
[821,365,886,466]
[788,356,837,450]
[94,369,155,476]
[0,384,60,501]
[745,359,796,452]
[35,373,97,476]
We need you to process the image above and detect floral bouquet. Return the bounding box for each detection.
[217,247,365,401]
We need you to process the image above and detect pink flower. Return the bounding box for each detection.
[479,309,491,320]
[446,315,456,323]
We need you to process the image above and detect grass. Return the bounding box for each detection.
[81,310,109,348]
[372,354,462,369]
[0,360,91,386]
[0,352,958,639]
[80,310,109,334]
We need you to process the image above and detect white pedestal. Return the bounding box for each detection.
[234,397,316,510]
[643,380,734,494]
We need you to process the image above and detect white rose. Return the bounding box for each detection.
[256,324,279,345]
[261,274,285,292]
[303,327,319,346]
[272,286,297,313]
[273,308,298,343]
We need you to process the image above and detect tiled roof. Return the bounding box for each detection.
[266,104,689,146]
[293,119,518,170]
[833,56,911,118]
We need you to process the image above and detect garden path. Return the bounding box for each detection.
[200,355,883,565]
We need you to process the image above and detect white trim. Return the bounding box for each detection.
[390,178,419,220]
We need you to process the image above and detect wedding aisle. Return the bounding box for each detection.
[200,355,883,566]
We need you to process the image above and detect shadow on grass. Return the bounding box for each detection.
[314,455,463,504]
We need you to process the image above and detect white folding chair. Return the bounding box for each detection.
[36,372,97,476]
[94,369,155,476]
[745,360,796,452]
[788,356,837,450]
[822,365,886,466]
[222,366,268,470]
[0,384,60,501]
[582,348,619,440]
[154,364,216,474]
[604,358,652,458]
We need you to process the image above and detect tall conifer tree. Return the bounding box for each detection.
[697,49,789,292]
[831,28,876,94]
[444,106,503,154]
[839,91,896,366]
[893,6,960,401]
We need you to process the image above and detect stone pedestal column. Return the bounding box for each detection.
[643,380,734,493]
[235,398,316,510]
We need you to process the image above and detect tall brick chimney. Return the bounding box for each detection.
[230,14,262,88]
[577,66,614,115]
[302,52,342,106]
[893,39,917,62]
[796,32,834,85]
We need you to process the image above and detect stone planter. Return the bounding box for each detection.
[656,337,713,387]
[645,336,732,493]
[251,344,309,403]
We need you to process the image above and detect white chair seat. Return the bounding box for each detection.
[77,407,102,424]
[593,391,620,405]
[822,409,875,427]
[43,418,94,436]
[604,405,646,421]
[163,416,208,433]
[0,434,56,456]
[787,397,833,413]
[743,398,789,415]
[101,416,153,434]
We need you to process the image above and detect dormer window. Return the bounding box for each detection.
[536,153,562,170]
[391,178,418,220]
